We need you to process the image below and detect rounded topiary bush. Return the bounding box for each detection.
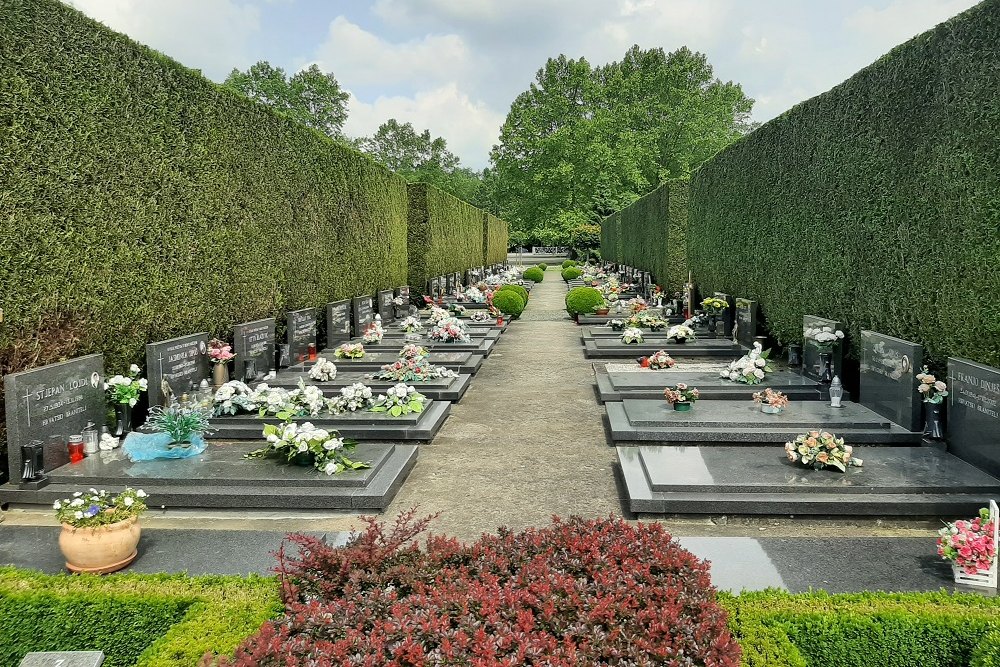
[492,289,526,317]
[497,283,529,304]
[565,286,605,317]
[561,259,578,269]
[562,266,583,282]
[536,262,547,270]
[222,514,740,666]
[523,267,545,283]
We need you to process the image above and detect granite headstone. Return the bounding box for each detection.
[326,300,351,346]
[287,308,317,362]
[233,318,275,381]
[393,286,410,319]
[4,354,105,478]
[446,273,456,296]
[859,331,923,432]
[948,358,1000,477]
[428,277,440,300]
[734,298,758,348]
[802,315,844,382]
[377,289,395,323]
[714,292,736,338]
[352,295,374,336]
[145,333,208,406]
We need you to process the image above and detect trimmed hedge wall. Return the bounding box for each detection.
[407,183,486,289]
[688,0,1000,366]
[483,212,509,264]
[0,567,280,666]
[600,179,688,292]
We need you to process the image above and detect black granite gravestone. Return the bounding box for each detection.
[352,295,374,336]
[145,333,208,406]
[714,292,736,338]
[859,331,923,432]
[429,277,440,300]
[233,318,276,382]
[446,274,456,296]
[734,298,757,348]
[377,289,395,323]
[326,300,351,346]
[393,286,410,319]
[4,354,105,479]
[287,308,317,362]
[948,358,1000,477]
[802,315,844,382]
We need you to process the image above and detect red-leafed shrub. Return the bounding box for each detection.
[214,511,740,666]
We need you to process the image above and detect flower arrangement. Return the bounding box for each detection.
[308,357,338,382]
[400,344,429,360]
[334,343,365,359]
[399,316,423,333]
[208,338,235,365]
[937,507,997,575]
[373,357,457,383]
[667,324,696,342]
[608,319,627,332]
[105,365,148,407]
[362,318,385,344]
[54,488,148,528]
[327,383,374,414]
[449,304,467,315]
[213,381,257,416]
[428,307,450,325]
[916,366,949,403]
[647,350,676,370]
[464,286,486,303]
[430,319,471,343]
[393,296,405,307]
[627,297,648,314]
[249,419,368,476]
[720,342,773,384]
[784,431,861,471]
[805,325,845,350]
[627,311,667,330]
[470,310,491,323]
[621,328,644,344]
[663,383,699,406]
[701,297,727,314]
[145,403,214,445]
[370,383,428,416]
[212,380,326,418]
[753,388,790,409]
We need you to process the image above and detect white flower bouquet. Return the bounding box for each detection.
[465,286,486,303]
[369,383,427,417]
[428,307,450,325]
[249,419,368,475]
[621,327,644,344]
[399,316,423,333]
[105,364,148,407]
[308,357,338,382]
[362,318,385,343]
[430,318,471,343]
[720,342,774,384]
[667,324,696,342]
[334,342,365,359]
[804,326,845,350]
[327,382,374,414]
[470,310,491,323]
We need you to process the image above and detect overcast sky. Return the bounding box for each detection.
[70,0,979,169]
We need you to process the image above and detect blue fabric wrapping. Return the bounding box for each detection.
[123,431,207,461]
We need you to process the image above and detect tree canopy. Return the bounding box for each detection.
[487,45,755,246]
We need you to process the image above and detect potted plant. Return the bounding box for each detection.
[621,328,644,345]
[916,366,948,440]
[647,350,676,370]
[334,342,365,359]
[208,339,236,388]
[664,383,699,411]
[667,324,696,344]
[753,388,789,414]
[937,502,997,588]
[594,304,610,316]
[145,403,214,448]
[105,365,148,438]
[700,297,727,334]
[54,487,148,573]
[784,431,862,471]
[608,319,627,332]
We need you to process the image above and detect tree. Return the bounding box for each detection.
[487,46,754,245]
[355,120,483,203]
[224,61,349,139]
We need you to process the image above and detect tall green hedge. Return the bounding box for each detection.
[407,183,485,288]
[688,0,1000,366]
[483,212,509,264]
[600,179,688,292]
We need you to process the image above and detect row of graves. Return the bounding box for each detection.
[1,264,522,512]
[569,266,1000,534]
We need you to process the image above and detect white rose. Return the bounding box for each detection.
[70,498,84,507]
[53,501,61,510]
[138,379,148,390]
[753,369,765,379]
[297,443,308,452]
[136,490,148,498]
[75,511,84,520]
[124,497,134,507]
[130,364,141,374]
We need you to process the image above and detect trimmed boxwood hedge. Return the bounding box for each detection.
[492,290,525,317]
[687,0,1000,367]
[483,212,509,265]
[522,267,545,283]
[0,567,280,667]
[561,259,578,269]
[565,287,605,317]
[497,283,529,304]
[407,183,487,289]
[561,266,583,281]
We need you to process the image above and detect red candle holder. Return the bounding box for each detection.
[68,436,85,463]
[307,343,317,362]
[496,316,504,326]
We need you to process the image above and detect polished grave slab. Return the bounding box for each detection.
[211,398,451,441]
[578,312,684,326]
[309,351,482,375]
[581,326,728,339]
[0,441,417,510]
[595,366,826,403]
[618,445,1000,516]
[356,335,496,356]
[269,369,471,402]
[607,399,922,444]
[584,337,743,358]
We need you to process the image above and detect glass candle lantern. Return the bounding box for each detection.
[307,343,317,362]
[829,376,845,408]
[67,435,85,463]
[82,421,99,454]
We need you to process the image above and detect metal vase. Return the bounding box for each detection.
[923,402,945,440]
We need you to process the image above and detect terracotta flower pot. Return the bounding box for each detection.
[59,516,141,574]
[596,308,610,316]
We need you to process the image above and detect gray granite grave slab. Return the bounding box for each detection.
[581,326,719,339]
[146,334,208,407]
[393,286,410,319]
[607,399,921,444]
[595,367,825,403]
[377,289,396,323]
[4,355,105,481]
[286,308,317,362]
[357,336,495,356]
[949,358,1000,478]
[618,445,1000,516]
[734,298,757,348]
[860,331,923,432]
[270,369,471,402]
[233,318,275,382]
[0,441,417,510]
[584,337,741,358]
[352,295,375,336]
[20,653,104,667]
[310,351,481,375]
[326,300,351,346]
[803,315,844,382]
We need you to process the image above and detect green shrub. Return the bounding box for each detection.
[973,631,1000,667]
[0,567,280,667]
[562,266,583,281]
[492,290,525,317]
[483,212,509,265]
[687,0,1000,366]
[497,284,529,304]
[407,183,486,290]
[561,259,579,269]
[565,287,605,317]
[523,267,545,283]
[537,263,547,270]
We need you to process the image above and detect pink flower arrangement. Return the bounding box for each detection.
[938,508,997,575]
[663,383,699,405]
[753,388,790,409]
[647,350,676,370]
[208,338,235,365]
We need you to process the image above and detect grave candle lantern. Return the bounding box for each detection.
[307,343,317,362]
[829,376,845,408]
[67,435,85,463]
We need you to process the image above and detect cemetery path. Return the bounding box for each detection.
[381,269,623,540]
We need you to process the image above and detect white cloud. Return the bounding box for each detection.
[845,0,978,44]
